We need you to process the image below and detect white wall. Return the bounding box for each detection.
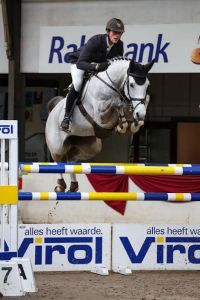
[20,0,200,72]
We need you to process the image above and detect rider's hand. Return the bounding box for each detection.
[96,62,110,72]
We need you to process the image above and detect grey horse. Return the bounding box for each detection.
[45,58,154,192]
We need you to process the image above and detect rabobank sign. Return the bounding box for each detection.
[38,24,200,73]
[48,33,169,64]
[112,224,200,270]
[17,224,111,271]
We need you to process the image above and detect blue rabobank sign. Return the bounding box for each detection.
[48,33,170,64]
[38,24,200,73]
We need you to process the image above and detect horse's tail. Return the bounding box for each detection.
[48,96,64,113]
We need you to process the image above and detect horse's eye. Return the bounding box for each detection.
[130,83,134,88]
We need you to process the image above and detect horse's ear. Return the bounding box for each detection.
[128,60,136,73]
[144,59,155,73]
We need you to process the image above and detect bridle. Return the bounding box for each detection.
[94,69,148,116]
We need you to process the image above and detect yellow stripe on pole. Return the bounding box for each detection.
[73,165,83,173]
[123,166,176,175]
[175,193,185,201]
[40,192,50,200]
[0,186,18,204]
[90,163,139,166]
[23,165,32,173]
[88,192,138,200]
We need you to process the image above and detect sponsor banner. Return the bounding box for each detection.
[18,223,111,271]
[0,120,17,139]
[112,224,200,270]
[39,24,200,73]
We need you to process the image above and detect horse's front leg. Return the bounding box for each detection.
[116,106,128,134]
[69,173,79,192]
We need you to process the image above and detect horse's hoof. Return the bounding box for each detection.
[54,178,67,192]
[69,181,79,192]
[54,185,66,192]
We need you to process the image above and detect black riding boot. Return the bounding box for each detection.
[61,86,79,132]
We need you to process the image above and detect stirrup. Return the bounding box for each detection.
[61,117,71,132]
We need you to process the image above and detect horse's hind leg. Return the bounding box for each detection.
[52,154,79,192]
[69,173,79,192]
[56,173,79,192]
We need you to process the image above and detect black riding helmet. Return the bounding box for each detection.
[106,18,125,33]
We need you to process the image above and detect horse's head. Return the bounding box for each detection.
[123,59,154,125]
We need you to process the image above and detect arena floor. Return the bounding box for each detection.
[9,271,200,300]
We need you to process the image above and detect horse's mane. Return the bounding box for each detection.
[108,56,131,64]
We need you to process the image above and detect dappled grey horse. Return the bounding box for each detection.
[45,57,154,192]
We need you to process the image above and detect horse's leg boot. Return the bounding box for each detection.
[69,181,79,192]
[61,86,79,132]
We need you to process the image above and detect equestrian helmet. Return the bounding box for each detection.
[106,18,124,33]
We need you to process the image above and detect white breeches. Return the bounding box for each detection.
[71,64,85,92]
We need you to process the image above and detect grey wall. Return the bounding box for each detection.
[22,0,200,25]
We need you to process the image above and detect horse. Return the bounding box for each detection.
[45,57,154,192]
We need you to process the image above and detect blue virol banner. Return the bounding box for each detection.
[0,120,17,139]
[18,223,111,271]
[112,224,200,270]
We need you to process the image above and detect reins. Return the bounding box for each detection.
[94,69,147,115]
[94,71,131,104]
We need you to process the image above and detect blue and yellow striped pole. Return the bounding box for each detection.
[20,163,200,175]
[18,191,200,201]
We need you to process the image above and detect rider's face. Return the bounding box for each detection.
[108,30,123,45]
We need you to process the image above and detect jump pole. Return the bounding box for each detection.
[20,164,200,175]
[19,162,200,167]
[18,191,200,201]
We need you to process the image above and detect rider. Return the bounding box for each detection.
[61,17,125,132]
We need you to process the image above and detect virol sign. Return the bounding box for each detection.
[112,224,200,270]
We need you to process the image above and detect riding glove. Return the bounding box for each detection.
[96,62,110,72]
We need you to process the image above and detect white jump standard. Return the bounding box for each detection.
[0,121,36,297]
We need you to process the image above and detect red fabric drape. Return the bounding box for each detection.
[87,174,128,215]
[87,174,200,215]
[130,175,200,192]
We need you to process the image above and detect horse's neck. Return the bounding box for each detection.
[83,60,129,128]
[104,60,129,89]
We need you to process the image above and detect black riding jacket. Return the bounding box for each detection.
[68,34,124,71]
